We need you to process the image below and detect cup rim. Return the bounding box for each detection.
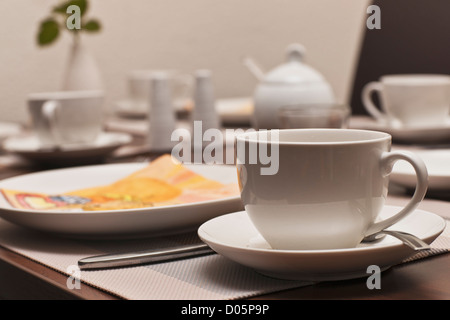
[235,128,391,145]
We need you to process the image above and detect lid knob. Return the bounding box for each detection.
[286,43,306,63]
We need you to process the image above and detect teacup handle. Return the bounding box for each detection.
[42,100,62,148]
[365,150,428,236]
[362,81,387,123]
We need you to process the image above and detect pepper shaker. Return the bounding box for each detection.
[192,69,220,133]
[147,72,177,152]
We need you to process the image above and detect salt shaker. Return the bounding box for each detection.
[192,69,220,133]
[147,72,177,152]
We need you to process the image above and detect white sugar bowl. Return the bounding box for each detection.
[252,43,336,129]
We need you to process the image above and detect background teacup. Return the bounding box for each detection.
[126,69,193,114]
[27,90,104,148]
[362,74,450,128]
[235,129,428,250]
[278,103,351,129]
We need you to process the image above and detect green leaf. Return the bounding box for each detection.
[53,0,88,16]
[82,19,101,32]
[37,18,60,46]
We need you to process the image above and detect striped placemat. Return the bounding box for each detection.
[0,218,447,300]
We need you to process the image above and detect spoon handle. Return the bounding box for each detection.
[78,243,215,270]
[383,230,431,251]
[242,57,265,81]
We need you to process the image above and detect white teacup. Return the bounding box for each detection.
[27,90,104,148]
[127,70,193,113]
[362,74,450,128]
[235,129,428,250]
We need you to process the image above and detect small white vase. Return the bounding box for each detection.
[62,38,103,91]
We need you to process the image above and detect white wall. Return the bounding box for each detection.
[0,0,370,123]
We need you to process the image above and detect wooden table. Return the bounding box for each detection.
[0,130,449,300]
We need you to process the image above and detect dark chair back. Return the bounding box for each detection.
[350,0,450,115]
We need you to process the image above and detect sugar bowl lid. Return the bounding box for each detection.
[263,43,328,85]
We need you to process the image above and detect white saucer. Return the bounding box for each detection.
[115,99,192,119]
[198,206,446,281]
[115,100,148,118]
[391,149,450,191]
[350,116,450,144]
[115,97,254,125]
[216,97,253,125]
[2,132,132,166]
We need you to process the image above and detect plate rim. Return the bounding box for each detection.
[0,161,241,216]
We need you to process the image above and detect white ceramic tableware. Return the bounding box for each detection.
[0,162,242,239]
[192,69,220,131]
[235,129,428,250]
[278,103,351,129]
[362,74,450,128]
[147,72,177,152]
[198,207,446,281]
[2,132,132,166]
[251,43,335,129]
[215,97,253,125]
[126,69,193,114]
[349,115,450,144]
[391,149,450,191]
[27,90,104,148]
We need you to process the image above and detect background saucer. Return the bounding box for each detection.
[350,116,450,144]
[391,149,450,191]
[2,132,132,166]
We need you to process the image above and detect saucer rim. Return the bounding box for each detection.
[198,207,446,255]
[2,131,133,153]
[390,149,450,191]
[198,205,446,281]
[356,117,450,132]
[394,155,450,177]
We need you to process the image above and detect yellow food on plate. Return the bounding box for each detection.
[1,155,240,212]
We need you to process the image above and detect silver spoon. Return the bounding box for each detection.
[363,230,431,251]
[78,230,430,271]
[242,56,265,81]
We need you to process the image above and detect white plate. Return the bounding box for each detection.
[350,116,450,144]
[115,99,192,119]
[115,100,148,118]
[0,122,22,141]
[2,132,132,166]
[216,97,253,125]
[391,149,450,191]
[115,97,254,125]
[0,162,243,239]
[198,206,446,281]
